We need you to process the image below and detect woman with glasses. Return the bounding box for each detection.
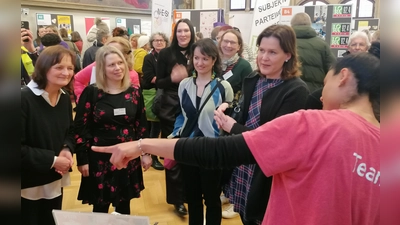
[141,32,169,170]
[342,31,370,56]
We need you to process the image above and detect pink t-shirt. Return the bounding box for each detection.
[242,109,380,225]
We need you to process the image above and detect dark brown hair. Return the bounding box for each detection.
[71,31,82,42]
[32,45,76,89]
[188,38,222,78]
[59,28,69,38]
[256,24,301,80]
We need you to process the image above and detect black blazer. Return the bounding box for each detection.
[229,72,309,221]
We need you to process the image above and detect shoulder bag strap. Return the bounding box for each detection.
[180,79,220,137]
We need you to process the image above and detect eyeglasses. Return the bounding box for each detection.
[222,39,238,46]
[153,39,165,43]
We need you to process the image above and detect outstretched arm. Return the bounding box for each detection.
[91,134,255,170]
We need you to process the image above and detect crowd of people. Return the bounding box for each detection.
[21,12,381,225]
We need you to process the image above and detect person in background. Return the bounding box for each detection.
[133,35,151,78]
[71,31,83,53]
[22,45,75,225]
[85,17,110,55]
[59,28,80,56]
[290,12,335,93]
[92,52,380,225]
[361,29,372,43]
[74,37,140,103]
[82,28,111,68]
[170,38,234,225]
[211,26,221,45]
[74,45,151,215]
[156,18,196,216]
[142,32,169,171]
[21,29,38,86]
[342,31,370,56]
[195,31,203,41]
[233,27,255,69]
[33,25,46,50]
[218,29,252,95]
[112,27,129,39]
[219,25,309,223]
[130,33,142,52]
[372,30,380,42]
[44,25,69,50]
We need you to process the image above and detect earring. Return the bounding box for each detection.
[211,70,216,80]
[192,70,197,78]
[285,59,289,62]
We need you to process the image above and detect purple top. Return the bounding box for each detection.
[39,41,69,51]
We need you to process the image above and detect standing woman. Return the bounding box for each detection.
[218,29,252,96]
[71,31,83,54]
[156,18,195,215]
[21,45,75,225]
[133,35,151,78]
[141,32,169,170]
[218,25,309,224]
[74,45,151,214]
[170,38,234,225]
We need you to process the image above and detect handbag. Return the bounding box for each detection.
[151,88,163,117]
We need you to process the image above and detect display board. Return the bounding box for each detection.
[152,0,172,37]
[36,13,74,35]
[352,18,379,32]
[116,18,142,34]
[279,4,352,58]
[173,9,224,38]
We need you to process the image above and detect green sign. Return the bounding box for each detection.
[37,14,44,20]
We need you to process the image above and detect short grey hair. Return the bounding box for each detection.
[96,29,110,43]
[149,32,169,49]
[291,12,312,26]
[349,31,371,47]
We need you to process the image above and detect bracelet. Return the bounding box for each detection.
[138,139,150,156]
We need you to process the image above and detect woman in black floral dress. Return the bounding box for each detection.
[74,45,151,214]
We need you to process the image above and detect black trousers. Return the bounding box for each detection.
[21,195,63,225]
[160,118,185,205]
[182,164,222,225]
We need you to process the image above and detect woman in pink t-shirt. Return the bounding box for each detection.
[74,37,140,103]
[91,35,381,224]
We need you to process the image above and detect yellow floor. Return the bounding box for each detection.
[62,156,243,225]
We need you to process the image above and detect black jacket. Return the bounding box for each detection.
[229,72,309,221]
[82,42,103,68]
[142,51,158,90]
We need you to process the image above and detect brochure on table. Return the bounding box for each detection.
[52,210,150,225]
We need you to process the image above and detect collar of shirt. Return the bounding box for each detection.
[27,80,65,106]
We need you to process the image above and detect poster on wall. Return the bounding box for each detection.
[325,4,352,57]
[36,13,74,34]
[249,0,290,53]
[152,0,172,37]
[116,18,142,34]
[279,6,305,26]
[173,9,224,39]
[352,18,379,32]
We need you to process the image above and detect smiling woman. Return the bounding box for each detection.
[21,45,76,225]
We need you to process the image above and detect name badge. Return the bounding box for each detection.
[223,70,233,80]
[113,108,126,116]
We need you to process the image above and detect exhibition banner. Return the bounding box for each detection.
[249,0,290,53]
[36,13,74,34]
[151,0,173,37]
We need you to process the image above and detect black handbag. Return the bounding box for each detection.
[151,88,163,117]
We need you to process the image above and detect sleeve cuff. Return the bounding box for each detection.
[51,156,57,169]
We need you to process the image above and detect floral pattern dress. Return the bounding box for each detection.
[74,84,148,207]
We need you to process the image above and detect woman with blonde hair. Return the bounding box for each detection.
[74,45,151,214]
[129,34,142,51]
[74,37,140,103]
